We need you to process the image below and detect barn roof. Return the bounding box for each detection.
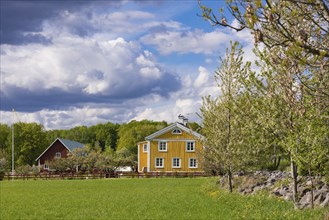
[35,138,84,161]
[59,138,84,151]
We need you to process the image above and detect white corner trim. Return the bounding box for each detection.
[137,143,140,172]
[147,141,150,172]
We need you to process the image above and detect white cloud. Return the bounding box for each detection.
[1,36,180,103]
[141,29,227,55]
[194,66,210,87]
[132,66,219,125]
[0,106,134,130]
[43,9,184,41]
[141,27,254,55]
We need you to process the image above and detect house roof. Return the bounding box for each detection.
[59,139,85,151]
[145,122,204,140]
[35,138,84,161]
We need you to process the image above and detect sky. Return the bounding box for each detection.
[0,0,255,130]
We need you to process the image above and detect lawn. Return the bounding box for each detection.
[0,178,327,219]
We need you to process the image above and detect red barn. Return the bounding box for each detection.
[36,138,84,170]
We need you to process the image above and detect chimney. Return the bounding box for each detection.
[178,114,188,126]
[183,117,188,126]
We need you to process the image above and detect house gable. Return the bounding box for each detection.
[156,128,195,140]
[145,122,203,141]
[36,138,84,164]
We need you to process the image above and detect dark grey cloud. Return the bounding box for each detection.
[1,71,181,112]
[0,0,120,45]
[1,86,121,112]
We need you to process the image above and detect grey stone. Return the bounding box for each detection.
[279,188,288,196]
[244,188,252,194]
[306,180,312,186]
[314,191,326,205]
[284,193,293,201]
[238,187,244,193]
[273,190,281,196]
[253,185,265,193]
[299,192,312,206]
[300,187,311,196]
[321,184,329,192]
[268,178,276,183]
[320,193,329,208]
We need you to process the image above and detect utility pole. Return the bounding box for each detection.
[12,109,15,175]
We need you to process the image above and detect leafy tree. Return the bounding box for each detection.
[15,164,32,179]
[84,150,101,174]
[114,147,136,171]
[187,122,202,134]
[66,147,88,173]
[95,154,116,175]
[199,0,329,207]
[0,149,8,180]
[199,0,329,69]
[201,42,255,192]
[0,124,10,150]
[116,120,167,154]
[8,122,47,166]
[48,158,68,177]
[65,126,91,144]
[45,122,120,151]
[90,122,120,151]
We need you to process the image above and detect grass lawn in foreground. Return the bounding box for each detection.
[0,178,327,219]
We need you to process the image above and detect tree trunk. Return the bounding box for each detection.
[309,167,314,209]
[290,157,298,207]
[275,156,281,169]
[228,168,233,193]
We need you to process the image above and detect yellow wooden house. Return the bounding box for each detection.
[137,121,204,173]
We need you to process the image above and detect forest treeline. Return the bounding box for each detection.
[0,120,202,169]
[0,120,169,167]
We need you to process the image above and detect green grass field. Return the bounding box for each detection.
[0,178,328,219]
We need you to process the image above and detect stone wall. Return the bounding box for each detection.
[219,171,329,209]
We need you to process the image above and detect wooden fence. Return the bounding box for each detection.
[2,172,207,181]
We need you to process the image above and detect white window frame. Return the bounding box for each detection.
[172,129,182,134]
[143,144,148,152]
[189,158,198,168]
[172,157,181,168]
[155,157,164,168]
[55,152,61,158]
[186,141,195,152]
[158,141,167,152]
[44,164,49,170]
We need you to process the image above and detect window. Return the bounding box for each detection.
[172,158,181,168]
[143,144,148,152]
[158,141,167,152]
[155,158,164,168]
[44,164,49,170]
[55,152,61,158]
[189,158,198,168]
[186,141,195,152]
[172,129,182,134]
